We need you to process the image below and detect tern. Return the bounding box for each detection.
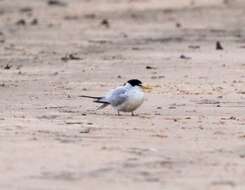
[80,79,151,116]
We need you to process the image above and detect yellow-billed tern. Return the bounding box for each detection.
[80,79,151,116]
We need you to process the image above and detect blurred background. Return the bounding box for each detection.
[1,1,245,190]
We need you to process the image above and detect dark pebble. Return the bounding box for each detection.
[30,18,38,25]
[216,41,223,50]
[16,19,26,26]
[180,54,191,60]
[47,0,67,6]
[101,19,110,28]
[4,64,11,70]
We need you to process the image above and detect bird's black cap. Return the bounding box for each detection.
[127,79,142,87]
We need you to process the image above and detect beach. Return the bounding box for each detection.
[0,0,245,189]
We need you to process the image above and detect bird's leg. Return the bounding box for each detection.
[131,112,135,116]
[117,111,121,116]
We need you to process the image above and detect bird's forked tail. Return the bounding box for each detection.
[79,95,110,110]
[79,95,103,99]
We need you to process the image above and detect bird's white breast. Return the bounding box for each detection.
[117,86,144,112]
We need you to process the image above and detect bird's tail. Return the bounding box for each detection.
[80,95,110,110]
[79,95,103,99]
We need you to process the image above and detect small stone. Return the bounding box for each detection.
[176,22,182,28]
[101,19,110,28]
[4,64,11,70]
[30,18,38,25]
[146,66,156,69]
[61,53,82,61]
[216,41,223,50]
[229,116,236,120]
[16,19,26,26]
[180,54,191,59]
[47,0,67,6]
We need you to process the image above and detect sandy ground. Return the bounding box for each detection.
[1,0,245,189]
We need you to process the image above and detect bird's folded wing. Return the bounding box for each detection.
[107,87,128,106]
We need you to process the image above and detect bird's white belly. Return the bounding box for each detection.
[116,90,144,112]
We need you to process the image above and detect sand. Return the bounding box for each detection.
[0,0,245,189]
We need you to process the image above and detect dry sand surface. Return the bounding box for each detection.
[1,0,245,189]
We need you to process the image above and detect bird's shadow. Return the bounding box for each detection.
[82,110,152,119]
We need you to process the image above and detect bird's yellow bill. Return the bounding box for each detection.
[142,84,153,92]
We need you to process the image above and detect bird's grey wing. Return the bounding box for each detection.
[106,87,128,106]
